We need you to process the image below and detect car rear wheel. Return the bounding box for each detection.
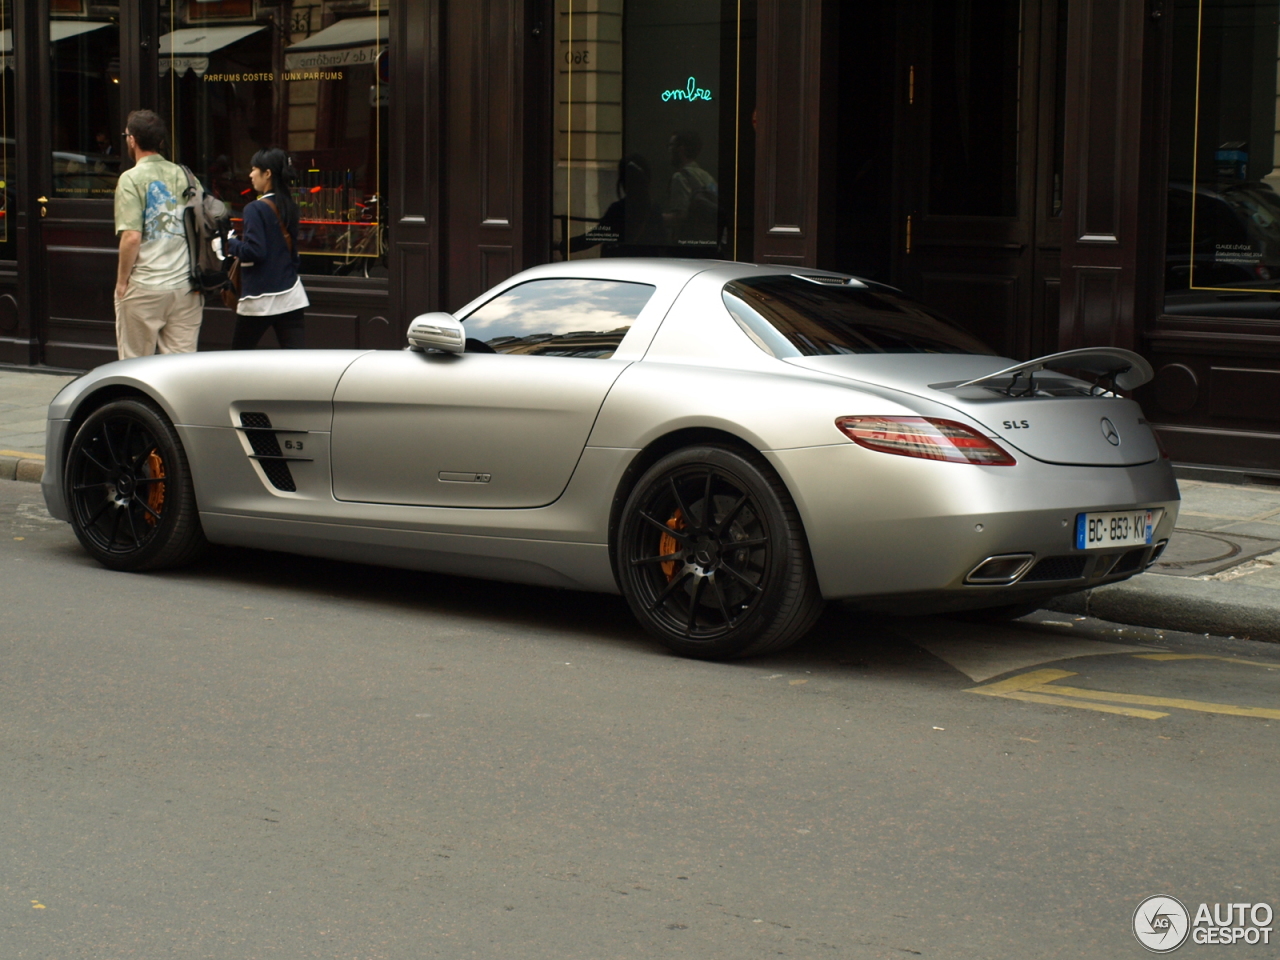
[617,445,823,659]
[65,397,207,571]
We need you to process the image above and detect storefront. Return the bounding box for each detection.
[0,0,1276,479]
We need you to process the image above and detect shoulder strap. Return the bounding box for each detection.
[259,198,294,253]
[180,164,199,200]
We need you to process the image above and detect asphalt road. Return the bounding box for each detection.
[2,478,1277,959]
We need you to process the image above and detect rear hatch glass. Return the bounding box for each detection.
[722,275,996,357]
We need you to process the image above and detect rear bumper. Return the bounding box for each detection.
[765,443,1179,603]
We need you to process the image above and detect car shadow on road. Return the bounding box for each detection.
[118,540,1122,688]
[153,543,947,669]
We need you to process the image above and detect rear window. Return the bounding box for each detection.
[722,275,995,357]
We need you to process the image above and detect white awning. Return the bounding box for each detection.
[0,21,114,70]
[51,20,114,43]
[159,25,265,77]
[284,17,386,71]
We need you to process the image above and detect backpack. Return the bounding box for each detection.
[179,164,231,295]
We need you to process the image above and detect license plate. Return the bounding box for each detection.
[1075,509,1161,550]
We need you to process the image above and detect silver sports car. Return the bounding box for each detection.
[43,260,1179,658]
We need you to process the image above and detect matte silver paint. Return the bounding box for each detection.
[43,259,1180,610]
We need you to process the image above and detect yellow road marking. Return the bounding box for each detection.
[0,450,44,459]
[967,670,1168,718]
[967,666,1280,721]
[993,690,1168,719]
[1027,683,1280,720]
[1134,653,1280,670]
[967,668,1077,693]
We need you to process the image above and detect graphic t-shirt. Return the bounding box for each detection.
[114,154,190,290]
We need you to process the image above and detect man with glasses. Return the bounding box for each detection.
[113,110,203,359]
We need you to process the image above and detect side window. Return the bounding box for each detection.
[461,278,656,358]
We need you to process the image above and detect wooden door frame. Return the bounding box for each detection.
[9,0,49,366]
[1057,0,1168,353]
[753,0,834,267]
[890,0,1056,360]
[388,0,443,334]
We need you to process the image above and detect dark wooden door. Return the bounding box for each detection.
[27,0,138,369]
[439,0,533,311]
[896,0,1064,361]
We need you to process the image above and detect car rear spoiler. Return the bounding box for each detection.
[953,347,1154,395]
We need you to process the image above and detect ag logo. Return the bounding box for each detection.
[1133,895,1190,953]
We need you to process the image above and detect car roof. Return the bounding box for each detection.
[502,258,855,285]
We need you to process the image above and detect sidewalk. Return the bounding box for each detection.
[0,367,76,482]
[2,365,1279,640]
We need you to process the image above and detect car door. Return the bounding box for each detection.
[330,277,656,508]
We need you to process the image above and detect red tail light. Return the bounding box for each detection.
[1153,427,1170,460]
[835,416,1017,466]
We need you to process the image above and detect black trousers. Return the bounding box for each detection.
[231,308,306,350]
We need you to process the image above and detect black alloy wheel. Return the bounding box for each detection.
[65,397,207,571]
[617,445,823,659]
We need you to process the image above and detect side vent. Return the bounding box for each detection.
[239,411,297,492]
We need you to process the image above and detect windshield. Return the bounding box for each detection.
[722,276,995,357]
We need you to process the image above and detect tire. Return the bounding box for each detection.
[65,397,207,572]
[616,445,824,659]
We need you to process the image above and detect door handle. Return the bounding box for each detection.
[37,196,47,217]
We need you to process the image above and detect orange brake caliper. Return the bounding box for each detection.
[659,508,685,580]
[145,451,166,525]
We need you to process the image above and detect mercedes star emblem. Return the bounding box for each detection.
[1101,417,1121,446]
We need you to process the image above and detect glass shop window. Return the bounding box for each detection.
[0,0,14,259]
[50,2,122,199]
[158,0,389,278]
[553,0,756,263]
[1165,0,1280,320]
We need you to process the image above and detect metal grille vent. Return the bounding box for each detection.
[1021,556,1087,582]
[239,412,296,492]
[1111,547,1148,576]
[258,458,297,492]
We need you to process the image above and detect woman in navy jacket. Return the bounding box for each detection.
[226,148,310,349]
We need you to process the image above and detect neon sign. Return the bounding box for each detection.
[661,77,713,103]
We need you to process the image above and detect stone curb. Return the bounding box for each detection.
[1047,573,1280,643]
[0,455,44,484]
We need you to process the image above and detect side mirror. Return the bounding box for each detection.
[407,312,465,354]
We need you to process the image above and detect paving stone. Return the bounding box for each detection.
[1177,482,1280,521]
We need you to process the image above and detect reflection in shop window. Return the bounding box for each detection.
[1166,0,1280,319]
[159,0,388,278]
[50,6,122,199]
[554,0,755,263]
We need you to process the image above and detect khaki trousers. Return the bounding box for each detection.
[115,285,204,359]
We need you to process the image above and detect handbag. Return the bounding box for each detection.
[220,257,241,310]
[220,197,292,310]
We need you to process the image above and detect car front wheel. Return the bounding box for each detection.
[617,445,823,659]
[65,397,207,571]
